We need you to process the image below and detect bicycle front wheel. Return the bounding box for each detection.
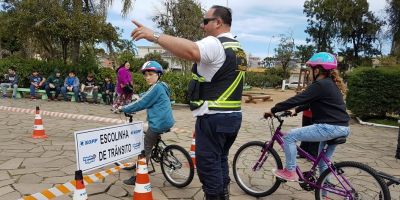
[160,144,194,188]
[315,161,390,200]
[232,141,283,197]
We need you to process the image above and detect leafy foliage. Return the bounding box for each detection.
[346,66,400,118]
[296,45,315,63]
[0,57,97,87]
[274,34,295,77]
[303,0,383,66]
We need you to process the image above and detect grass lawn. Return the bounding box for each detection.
[365,118,400,127]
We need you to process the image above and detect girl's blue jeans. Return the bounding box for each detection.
[283,123,350,173]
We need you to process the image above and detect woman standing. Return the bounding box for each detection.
[112,61,134,113]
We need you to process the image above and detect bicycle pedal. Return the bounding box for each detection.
[148,169,155,174]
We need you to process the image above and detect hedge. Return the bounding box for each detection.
[346,66,400,118]
[0,57,98,87]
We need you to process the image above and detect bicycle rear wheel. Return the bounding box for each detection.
[160,144,194,188]
[315,161,390,200]
[232,141,283,197]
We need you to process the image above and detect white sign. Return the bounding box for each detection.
[74,122,144,173]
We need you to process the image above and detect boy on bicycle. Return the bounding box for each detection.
[119,61,175,185]
[265,52,350,181]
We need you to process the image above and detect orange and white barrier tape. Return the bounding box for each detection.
[0,106,125,124]
[17,162,134,200]
[0,106,195,134]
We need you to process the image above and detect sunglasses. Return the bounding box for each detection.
[203,18,217,25]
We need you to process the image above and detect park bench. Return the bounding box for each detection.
[6,87,102,102]
[242,92,273,104]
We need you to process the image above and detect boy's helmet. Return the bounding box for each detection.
[306,52,337,70]
[141,61,164,75]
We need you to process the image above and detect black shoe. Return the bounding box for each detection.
[123,164,136,171]
[123,176,136,185]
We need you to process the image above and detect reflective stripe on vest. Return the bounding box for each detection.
[222,42,241,50]
[207,71,245,109]
[192,73,206,82]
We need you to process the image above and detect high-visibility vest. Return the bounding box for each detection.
[188,37,247,111]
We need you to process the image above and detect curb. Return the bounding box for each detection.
[356,117,399,129]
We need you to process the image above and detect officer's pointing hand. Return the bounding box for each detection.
[131,20,154,42]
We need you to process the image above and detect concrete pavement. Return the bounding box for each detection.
[0,96,399,200]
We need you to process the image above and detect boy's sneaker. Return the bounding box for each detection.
[2,94,7,98]
[12,95,16,99]
[272,168,299,182]
[123,176,136,185]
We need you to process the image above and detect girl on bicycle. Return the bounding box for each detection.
[264,52,350,181]
[119,61,175,185]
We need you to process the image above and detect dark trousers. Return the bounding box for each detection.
[299,115,319,157]
[101,92,113,105]
[45,85,61,99]
[195,112,242,196]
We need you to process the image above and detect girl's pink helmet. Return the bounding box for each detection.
[306,52,337,70]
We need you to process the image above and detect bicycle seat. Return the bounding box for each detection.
[326,137,346,145]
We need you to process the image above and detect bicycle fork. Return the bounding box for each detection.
[252,141,273,171]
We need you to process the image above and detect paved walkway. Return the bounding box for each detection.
[0,96,399,200]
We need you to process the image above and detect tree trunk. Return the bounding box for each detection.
[61,39,69,64]
[391,33,400,59]
[71,39,80,65]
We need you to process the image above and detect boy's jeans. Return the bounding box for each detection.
[1,83,18,97]
[283,123,350,173]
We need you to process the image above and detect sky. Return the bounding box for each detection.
[106,0,388,59]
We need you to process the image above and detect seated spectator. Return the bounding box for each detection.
[100,76,115,105]
[29,70,46,100]
[61,71,80,102]
[1,66,19,99]
[80,73,99,103]
[45,69,63,101]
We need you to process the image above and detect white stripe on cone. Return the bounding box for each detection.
[33,125,44,130]
[134,183,152,193]
[137,164,148,174]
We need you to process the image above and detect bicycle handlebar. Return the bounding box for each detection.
[124,112,134,118]
[264,110,293,119]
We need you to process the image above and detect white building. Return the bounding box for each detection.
[136,45,185,70]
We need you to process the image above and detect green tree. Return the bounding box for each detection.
[295,44,315,63]
[274,34,295,79]
[1,0,120,65]
[336,0,383,64]
[386,0,400,62]
[152,0,204,72]
[304,0,338,52]
[304,0,383,66]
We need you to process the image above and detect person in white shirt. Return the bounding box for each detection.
[131,5,247,200]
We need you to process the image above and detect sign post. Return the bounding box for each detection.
[74,122,144,173]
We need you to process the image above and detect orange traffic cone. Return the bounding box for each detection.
[73,170,88,200]
[190,131,196,168]
[133,157,153,200]
[32,106,47,139]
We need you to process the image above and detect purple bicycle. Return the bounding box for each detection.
[232,111,390,199]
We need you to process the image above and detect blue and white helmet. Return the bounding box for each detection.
[141,61,164,75]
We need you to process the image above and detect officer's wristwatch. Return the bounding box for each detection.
[153,32,161,43]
